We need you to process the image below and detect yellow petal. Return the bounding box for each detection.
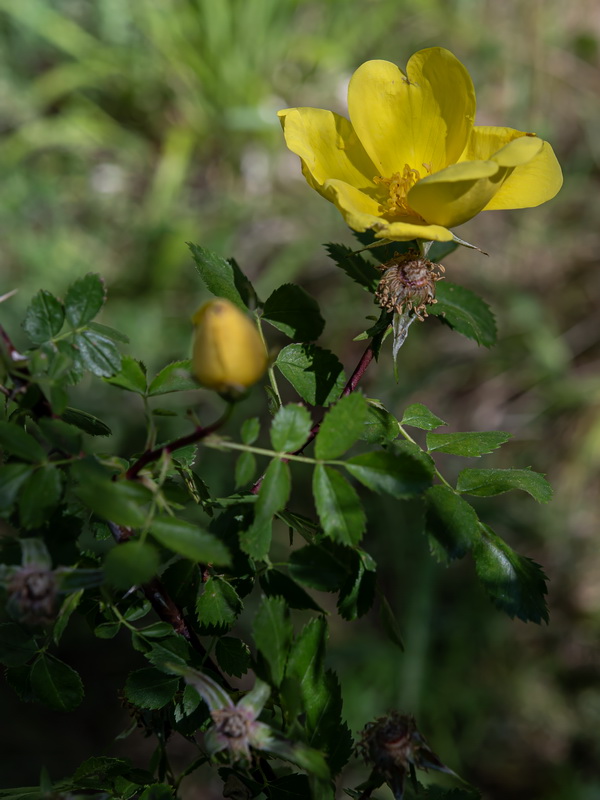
[408,135,547,227]
[460,125,563,209]
[347,48,476,177]
[459,125,530,161]
[375,219,454,243]
[489,133,543,167]
[277,107,377,198]
[408,160,502,227]
[484,139,563,210]
[321,179,385,230]
[321,179,453,241]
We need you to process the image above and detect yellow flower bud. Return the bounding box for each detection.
[191,298,267,394]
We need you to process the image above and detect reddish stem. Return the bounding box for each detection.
[107,522,230,687]
[342,343,375,397]
[125,414,227,480]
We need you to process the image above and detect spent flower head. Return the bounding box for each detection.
[279,47,562,244]
[174,665,329,778]
[357,712,459,800]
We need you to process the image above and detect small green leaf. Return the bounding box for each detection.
[0,464,32,510]
[53,590,83,645]
[315,393,368,460]
[196,576,242,631]
[64,273,106,328]
[288,543,349,592]
[360,403,399,444]
[0,422,47,462]
[30,654,84,711]
[325,243,380,292]
[124,667,179,710]
[259,569,323,612]
[429,282,496,347]
[276,344,345,407]
[379,594,405,650]
[253,595,293,687]
[87,321,129,343]
[104,541,160,589]
[270,404,312,452]
[0,623,38,667]
[215,637,251,678]
[18,466,63,529]
[23,290,64,343]
[149,516,230,565]
[241,458,291,560]
[4,665,35,704]
[241,417,260,444]
[313,464,366,546]
[284,618,351,773]
[38,418,82,454]
[73,331,121,378]
[139,785,174,800]
[94,622,121,639]
[337,556,376,621]
[188,243,256,310]
[401,403,447,431]
[239,518,272,562]
[284,616,326,717]
[426,431,511,457]
[263,284,325,342]
[71,756,138,788]
[76,473,152,528]
[170,444,197,469]
[456,468,553,503]
[57,568,103,593]
[105,356,147,394]
[425,485,481,561]
[61,407,112,436]
[138,622,175,639]
[234,451,256,487]
[345,450,432,498]
[148,360,197,396]
[473,526,549,623]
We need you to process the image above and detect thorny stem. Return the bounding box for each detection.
[342,342,376,397]
[107,521,231,688]
[125,404,234,480]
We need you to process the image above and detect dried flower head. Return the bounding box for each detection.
[174,665,329,778]
[7,566,57,626]
[375,250,444,320]
[210,705,259,763]
[357,712,457,799]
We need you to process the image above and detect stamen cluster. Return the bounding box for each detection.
[374,164,423,217]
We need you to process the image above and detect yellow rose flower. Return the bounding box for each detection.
[192,299,267,393]
[278,48,562,243]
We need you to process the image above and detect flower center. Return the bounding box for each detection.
[374,163,432,218]
[212,707,251,740]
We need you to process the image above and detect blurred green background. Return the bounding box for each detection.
[1,0,600,798]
